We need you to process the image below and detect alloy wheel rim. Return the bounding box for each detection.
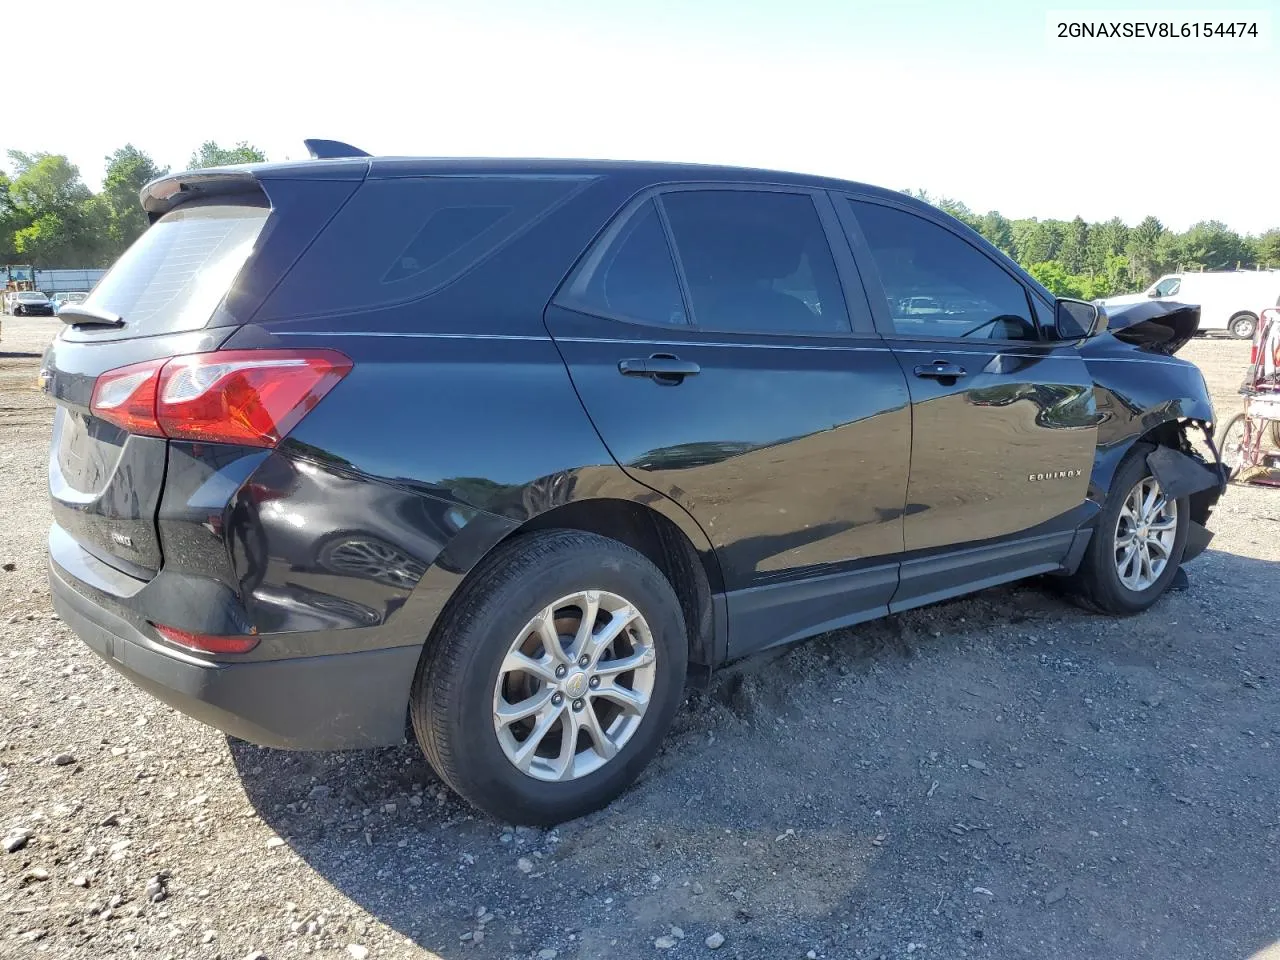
[492,590,657,782]
[1233,318,1254,338]
[1113,476,1177,592]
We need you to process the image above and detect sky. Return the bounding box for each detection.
[6,0,1277,233]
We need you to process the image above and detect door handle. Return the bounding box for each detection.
[618,355,701,383]
[913,361,968,380]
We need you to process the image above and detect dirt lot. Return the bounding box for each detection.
[1,317,1278,960]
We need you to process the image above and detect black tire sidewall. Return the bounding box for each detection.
[1088,450,1190,613]
[1230,315,1258,339]
[426,537,686,824]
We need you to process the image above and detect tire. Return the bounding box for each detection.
[1229,313,1258,340]
[1271,419,1280,450]
[1216,413,1248,480]
[410,530,686,825]
[1066,445,1190,615]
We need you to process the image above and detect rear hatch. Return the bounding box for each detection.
[46,202,270,578]
[44,164,365,585]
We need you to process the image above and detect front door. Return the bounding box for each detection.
[546,185,912,656]
[836,196,1098,607]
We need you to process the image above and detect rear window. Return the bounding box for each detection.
[84,202,268,336]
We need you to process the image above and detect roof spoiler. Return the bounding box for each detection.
[303,139,370,159]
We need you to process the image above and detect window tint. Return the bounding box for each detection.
[850,200,1039,341]
[86,202,268,336]
[1153,276,1181,296]
[562,200,687,325]
[662,191,849,334]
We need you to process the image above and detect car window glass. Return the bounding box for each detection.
[662,190,850,334]
[1153,277,1180,296]
[561,200,688,326]
[850,200,1038,341]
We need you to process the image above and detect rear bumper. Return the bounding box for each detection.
[50,558,419,750]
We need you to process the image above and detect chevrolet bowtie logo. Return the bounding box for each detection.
[1028,469,1083,482]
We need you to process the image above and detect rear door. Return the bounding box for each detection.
[45,201,274,579]
[546,184,912,656]
[834,195,1098,608]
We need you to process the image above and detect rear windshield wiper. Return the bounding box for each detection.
[57,304,125,329]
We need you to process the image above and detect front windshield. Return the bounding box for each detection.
[17,292,47,302]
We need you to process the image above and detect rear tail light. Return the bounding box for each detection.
[153,623,260,655]
[90,349,352,447]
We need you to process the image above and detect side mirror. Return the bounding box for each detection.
[1055,298,1106,340]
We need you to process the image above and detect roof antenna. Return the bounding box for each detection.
[303,139,370,160]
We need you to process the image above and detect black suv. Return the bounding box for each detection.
[45,144,1225,825]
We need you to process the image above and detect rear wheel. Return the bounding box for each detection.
[1067,446,1189,615]
[410,530,686,825]
[1229,313,1258,340]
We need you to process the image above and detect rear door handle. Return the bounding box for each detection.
[618,355,701,383]
[913,361,968,380]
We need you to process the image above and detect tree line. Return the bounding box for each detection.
[3,143,1278,300]
[0,142,265,270]
[904,189,1280,299]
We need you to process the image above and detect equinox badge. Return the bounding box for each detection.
[1028,469,1083,482]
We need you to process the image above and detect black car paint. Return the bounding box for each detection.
[46,157,1224,751]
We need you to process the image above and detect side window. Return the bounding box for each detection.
[662,190,850,334]
[1152,276,1180,297]
[849,200,1039,342]
[559,200,687,326]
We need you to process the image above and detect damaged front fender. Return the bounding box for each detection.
[1145,442,1227,562]
[1079,302,1225,561]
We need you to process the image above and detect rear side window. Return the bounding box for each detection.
[260,176,593,319]
[662,190,850,335]
[558,200,688,326]
[85,203,268,336]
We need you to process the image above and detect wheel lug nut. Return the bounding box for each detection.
[589,676,600,689]
[572,699,584,711]
[577,656,590,667]
[555,665,567,678]
[551,693,564,706]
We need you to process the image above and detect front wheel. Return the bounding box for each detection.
[1067,446,1189,615]
[410,530,687,825]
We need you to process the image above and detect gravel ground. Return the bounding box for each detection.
[2,317,1278,960]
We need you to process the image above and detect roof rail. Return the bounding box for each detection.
[303,139,371,160]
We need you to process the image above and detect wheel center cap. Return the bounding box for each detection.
[563,672,589,698]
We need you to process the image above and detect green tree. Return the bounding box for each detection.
[1012,219,1062,264]
[1086,217,1128,277]
[100,145,168,257]
[186,140,267,170]
[936,197,980,231]
[1255,229,1280,268]
[1178,220,1250,271]
[0,171,21,261]
[978,210,1013,255]
[1058,216,1089,273]
[5,151,100,266]
[1125,216,1164,286]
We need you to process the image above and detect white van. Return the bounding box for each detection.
[1101,270,1280,339]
